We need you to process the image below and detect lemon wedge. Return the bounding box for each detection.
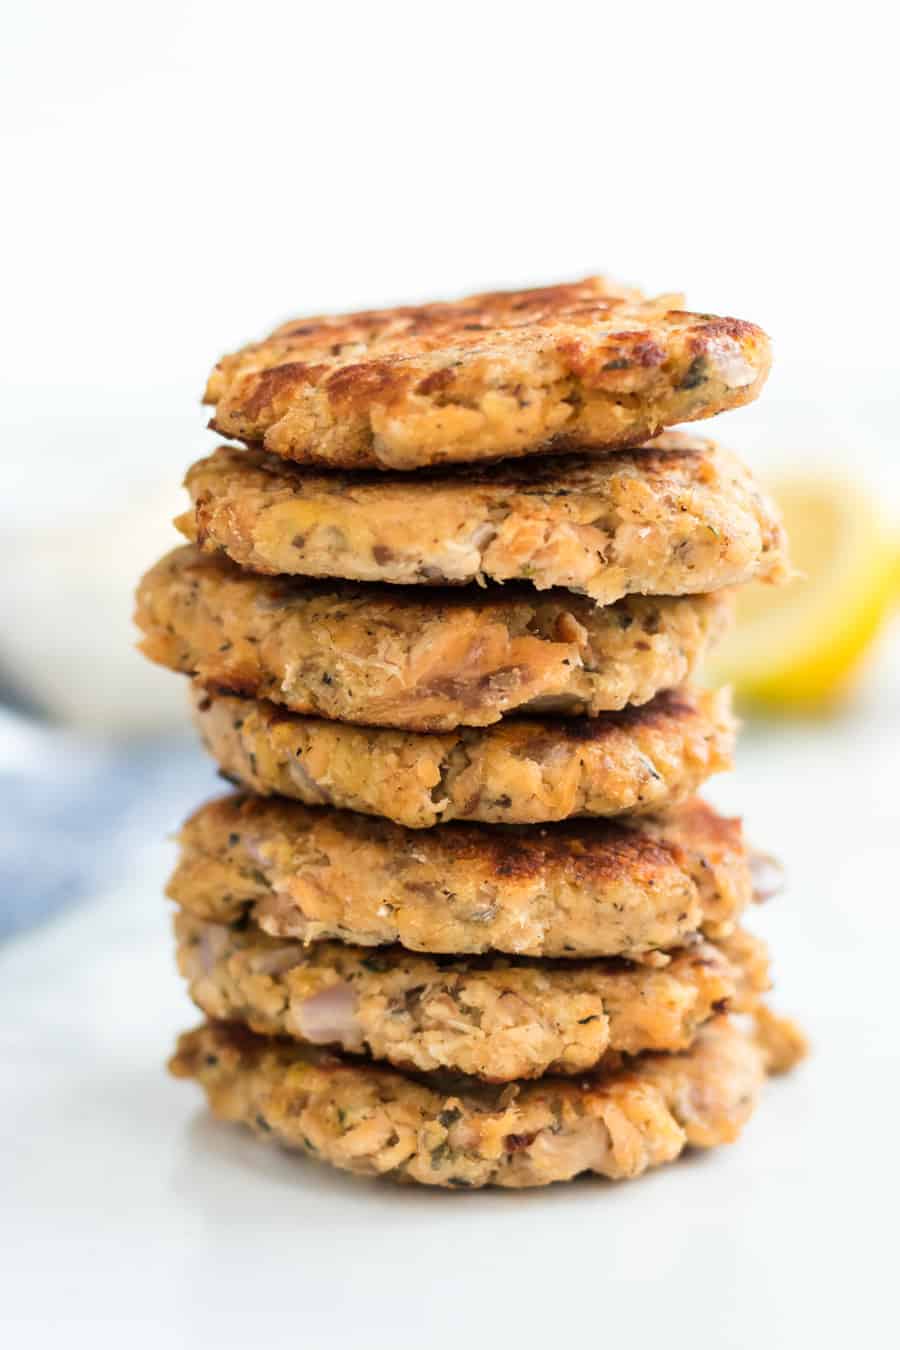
[708,472,900,709]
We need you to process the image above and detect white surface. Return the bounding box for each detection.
[4,652,899,1348]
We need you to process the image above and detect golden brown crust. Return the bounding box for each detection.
[135,546,734,731]
[169,1015,767,1188]
[191,683,736,828]
[175,909,770,1081]
[203,280,771,470]
[167,793,753,960]
[179,435,788,601]
[751,1004,809,1074]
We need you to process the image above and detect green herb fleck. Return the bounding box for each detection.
[679,355,709,391]
[430,1143,450,1169]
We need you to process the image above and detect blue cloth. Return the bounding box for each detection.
[0,710,218,939]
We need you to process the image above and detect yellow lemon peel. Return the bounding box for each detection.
[708,473,900,709]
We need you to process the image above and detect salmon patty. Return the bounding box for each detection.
[191,683,735,828]
[136,546,733,731]
[179,434,787,601]
[167,794,753,960]
[170,1015,769,1188]
[175,910,769,1081]
[204,278,770,470]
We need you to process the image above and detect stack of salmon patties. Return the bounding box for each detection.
[136,278,805,1190]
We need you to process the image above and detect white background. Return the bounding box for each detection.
[2,5,899,1347]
